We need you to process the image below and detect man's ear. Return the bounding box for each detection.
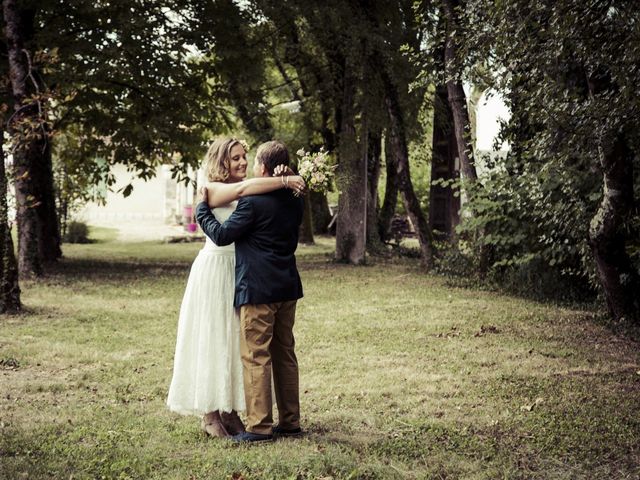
[261,163,268,177]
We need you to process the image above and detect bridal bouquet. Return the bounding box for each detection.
[296,147,337,194]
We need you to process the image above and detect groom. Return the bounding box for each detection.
[196,140,304,444]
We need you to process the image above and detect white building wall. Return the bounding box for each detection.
[79,164,199,226]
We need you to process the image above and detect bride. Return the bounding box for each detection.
[166,137,305,437]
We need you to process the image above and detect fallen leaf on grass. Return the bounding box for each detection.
[0,357,20,370]
[520,397,545,412]
[435,332,460,338]
[435,327,460,338]
[474,325,500,337]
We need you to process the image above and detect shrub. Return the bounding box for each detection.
[64,221,91,244]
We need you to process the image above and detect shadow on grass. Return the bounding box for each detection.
[46,249,340,285]
[43,257,193,285]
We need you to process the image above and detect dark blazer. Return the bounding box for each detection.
[196,190,304,307]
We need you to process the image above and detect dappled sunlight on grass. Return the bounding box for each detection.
[1,236,639,479]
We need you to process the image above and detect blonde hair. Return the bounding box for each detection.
[203,138,246,182]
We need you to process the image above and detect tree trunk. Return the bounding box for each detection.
[387,117,435,268]
[443,0,478,182]
[299,196,315,244]
[446,80,477,181]
[384,82,435,269]
[366,129,384,254]
[429,84,460,239]
[378,134,399,242]
[588,132,640,323]
[468,84,486,152]
[441,0,492,274]
[35,130,62,262]
[335,62,366,265]
[310,191,331,234]
[320,99,337,154]
[3,0,42,277]
[0,125,21,313]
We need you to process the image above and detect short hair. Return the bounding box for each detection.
[203,137,245,182]
[255,141,290,175]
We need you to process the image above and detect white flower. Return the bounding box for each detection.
[296,146,335,193]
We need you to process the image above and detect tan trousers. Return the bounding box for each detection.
[239,301,300,434]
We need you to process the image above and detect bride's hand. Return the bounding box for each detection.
[286,175,306,196]
[273,164,295,176]
[199,186,208,203]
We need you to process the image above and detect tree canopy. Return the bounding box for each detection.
[0,0,637,322]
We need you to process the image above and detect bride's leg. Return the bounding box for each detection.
[201,410,230,438]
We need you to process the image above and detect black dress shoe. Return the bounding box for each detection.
[231,431,273,444]
[272,425,303,438]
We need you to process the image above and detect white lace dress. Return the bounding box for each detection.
[167,201,245,416]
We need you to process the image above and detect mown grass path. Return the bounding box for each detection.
[1,232,639,479]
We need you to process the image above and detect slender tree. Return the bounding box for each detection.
[429,85,460,239]
[385,78,435,268]
[365,129,384,252]
[35,133,61,262]
[0,122,20,312]
[442,0,478,182]
[299,200,315,245]
[378,135,399,242]
[310,190,332,234]
[361,0,436,264]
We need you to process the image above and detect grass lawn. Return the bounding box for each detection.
[1,228,639,479]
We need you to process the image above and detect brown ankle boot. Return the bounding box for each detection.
[201,411,230,438]
[220,410,245,436]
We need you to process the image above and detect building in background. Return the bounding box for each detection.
[79,164,204,235]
